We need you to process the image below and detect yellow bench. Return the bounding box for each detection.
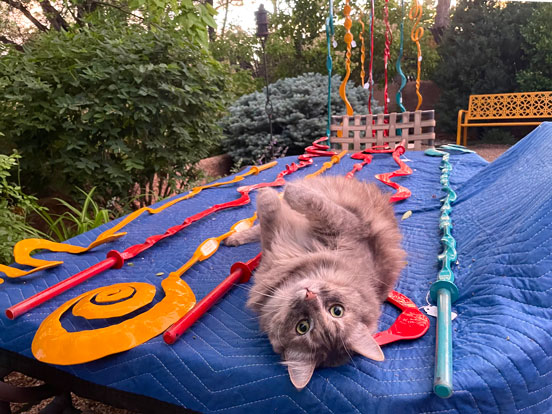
[457,91,552,146]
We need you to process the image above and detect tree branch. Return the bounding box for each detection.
[39,0,70,31]
[0,35,23,51]
[2,0,49,32]
[93,1,147,22]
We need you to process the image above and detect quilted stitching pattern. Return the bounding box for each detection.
[1,125,551,413]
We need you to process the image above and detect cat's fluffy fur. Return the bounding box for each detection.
[225,175,406,389]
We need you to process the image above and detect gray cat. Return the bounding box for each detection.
[225,175,406,389]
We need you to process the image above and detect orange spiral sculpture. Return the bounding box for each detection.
[409,0,424,111]
[32,275,196,365]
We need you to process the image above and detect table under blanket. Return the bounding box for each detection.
[1,123,552,413]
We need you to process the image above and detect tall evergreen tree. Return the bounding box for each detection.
[433,0,537,132]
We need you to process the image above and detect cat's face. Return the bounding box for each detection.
[260,270,385,390]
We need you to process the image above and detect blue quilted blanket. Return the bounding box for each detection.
[1,123,552,413]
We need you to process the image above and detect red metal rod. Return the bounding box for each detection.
[6,255,120,320]
[164,253,263,344]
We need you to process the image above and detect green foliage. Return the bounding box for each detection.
[0,23,229,207]
[210,26,263,98]
[221,72,381,165]
[433,0,538,132]
[516,4,552,91]
[0,0,217,49]
[126,0,217,46]
[34,187,110,242]
[0,152,45,265]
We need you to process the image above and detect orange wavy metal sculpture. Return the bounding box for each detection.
[409,0,424,111]
[359,12,366,88]
[339,0,354,117]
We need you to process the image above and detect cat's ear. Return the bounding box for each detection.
[349,325,385,362]
[284,352,316,390]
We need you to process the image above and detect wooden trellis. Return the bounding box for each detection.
[330,110,436,151]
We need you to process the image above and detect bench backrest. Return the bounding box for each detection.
[468,91,552,120]
[329,110,435,152]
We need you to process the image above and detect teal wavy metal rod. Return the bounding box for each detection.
[425,148,462,399]
[395,0,407,113]
[325,0,335,147]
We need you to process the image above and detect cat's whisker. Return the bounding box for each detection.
[339,334,356,369]
[277,323,284,348]
[233,284,293,303]
[252,290,294,301]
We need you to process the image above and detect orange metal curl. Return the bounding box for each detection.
[359,12,366,87]
[339,0,354,117]
[32,276,196,365]
[409,0,424,111]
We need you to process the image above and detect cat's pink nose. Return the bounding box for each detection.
[305,289,317,300]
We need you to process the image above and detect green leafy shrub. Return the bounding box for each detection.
[0,152,45,265]
[0,23,229,207]
[433,0,537,132]
[221,73,381,165]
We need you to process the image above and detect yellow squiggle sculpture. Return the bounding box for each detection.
[0,162,276,282]
[305,152,347,179]
[409,0,424,111]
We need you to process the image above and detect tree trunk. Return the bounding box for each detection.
[431,0,451,44]
[220,0,230,39]
[205,0,215,41]
[39,0,69,31]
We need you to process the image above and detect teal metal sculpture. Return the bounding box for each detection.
[395,0,407,113]
[425,145,473,398]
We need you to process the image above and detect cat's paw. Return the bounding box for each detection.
[223,233,243,246]
[223,224,260,246]
[284,182,317,212]
[256,187,281,215]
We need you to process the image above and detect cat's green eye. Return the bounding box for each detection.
[296,319,310,335]
[329,304,345,318]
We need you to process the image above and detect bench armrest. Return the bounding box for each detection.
[457,109,468,145]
